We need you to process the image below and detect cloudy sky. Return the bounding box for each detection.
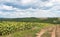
[0,0,60,18]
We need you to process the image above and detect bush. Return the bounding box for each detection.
[0,22,36,35]
[0,21,51,35]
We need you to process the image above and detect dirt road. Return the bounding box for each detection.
[36,25,60,37]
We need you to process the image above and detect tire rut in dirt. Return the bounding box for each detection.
[51,26,56,37]
[41,26,56,37]
[36,26,54,37]
[56,25,60,37]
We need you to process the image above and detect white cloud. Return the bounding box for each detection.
[55,0,60,2]
[51,5,60,11]
[0,5,14,10]
[21,0,32,4]
[0,0,60,18]
[0,8,59,18]
[0,11,10,16]
[0,12,3,14]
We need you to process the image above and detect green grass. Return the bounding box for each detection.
[41,31,51,37]
[1,27,48,37]
[1,25,40,37]
[0,21,53,37]
[10,29,37,37]
[0,18,60,37]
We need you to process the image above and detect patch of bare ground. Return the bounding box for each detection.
[36,25,60,37]
[36,26,55,37]
[36,29,47,37]
[56,25,60,37]
[51,26,56,37]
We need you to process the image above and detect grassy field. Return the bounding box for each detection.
[0,18,60,37]
[0,21,54,37]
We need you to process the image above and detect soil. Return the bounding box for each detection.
[36,25,60,37]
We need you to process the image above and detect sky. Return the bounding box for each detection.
[0,0,60,18]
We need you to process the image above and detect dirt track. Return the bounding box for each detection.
[36,25,60,37]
